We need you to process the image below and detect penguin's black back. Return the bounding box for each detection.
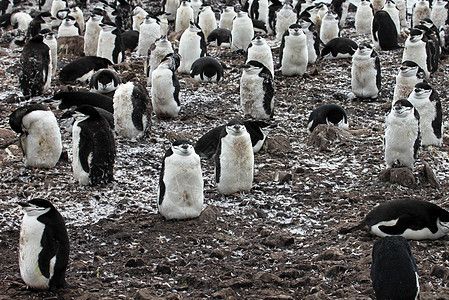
[321,37,358,57]
[59,56,113,83]
[308,103,347,132]
[372,10,399,50]
[130,82,151,131]
[190,56,224,81]
[371,236,419,300]
[55,91,114,113]
[207,28,231,46]
[9,104,49,133]
[121,29,139,51]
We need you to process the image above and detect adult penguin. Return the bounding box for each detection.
[9,104,62,168]
[372,10,399,50]
[41,29,57,77]
[371,236,420,300]
[340,198,449,240]
[280,24,308,76]
[351,43,381,99]
[151,53,181,118]
[178,22,206,74]
[54,91,114,113]
[19,34,52,97]
[215,119,254,195]
[246,36,274,76]
[28,12,53,38]
[382,0,401,34]
[240,60,275,120]
[231,11,254,52]
[393,60,425,102]
[207,28,232,48]
[320,37,358,59]
[158,139,204,220]
[97,20,125,64]
[90,68,121,96]
[72,105,115,186]
[146,36,174,86]
[113,81,151,139]
[383,99,421,169]
[407,82,443,147]
[307,104,349,133]
[59,56,113,83]
[18,199,69,290]
[299,17,320,64]
[402,28,431,78]
[190,56,224,82]
[84,9,104,56]
[58,15,81,37]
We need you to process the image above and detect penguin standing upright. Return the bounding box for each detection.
[307,103,349,133]
[19,35,52,97]
[441,25,449,54]
[402,28,431,78]
[339,199,449,240]
[28,12,53,38]
[219,6,236,30]
[355,0,374,35]
[417,18,441,74]
[84,9,104,56]
[279,24,308,76]
[58,15,80,37]
[299,18,320,64]
[393,60,425,102]
[330,0,350,27]
[198,5,217,38]
[191,0,202,22]
[372,10,399,50]
[231,11,254,52]
[162,0,179,21]
[41,29,57,78]
[113,81,151,139]
[431,0,449,28]
[190,56,224,82]
[249,0,270,33]
[51,0,66,26]
[412,0,430,27]
[72,105,115,185]
[407,82,443,146]
[351,43,381,99]
[372,0,386,13]
[158,139,204,220]
[396,0,407,27]
[240,60,275,119]
[175,1,193,33]
[137,16,160,56]
[320,11,340,44]
[275,2,297,41]
[151,53,181,118]
[215,119,254,195]
[147,36,173,86]
[246,36,274,76]
[69,6,84,33]
[18,199,69,290]
[178,22,206,74]
[9,104,62,168]
[382,0,400,34]
[90,68,121,96]
[371,236,420,300]
[132,6,147,31]
[384,99,421,169]
[97,21,124,64]
[10,12,33,32]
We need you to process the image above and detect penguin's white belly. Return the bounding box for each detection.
[147,46,174,86]
[159,154,203,220]
[409,100,442,146]
[240,73,269,119]
[393,76,420,101]
[320,21,339,44]
[384,114,419,168]
[114,82,144,139]
[97,31,117,64]
[178,34,202,74]
[217,134,254,195]
[151,69,179,117]
[247,47,274,76]
[19,215,55,289]
[21,111,62,168]
[355,7,373,35]
[305,32,318,63]
[351,58,378,98]
[431,6,447,28]
[413,7,430,26]
[281,37,308,76]
[175,9,193,33]
[402,42,428,77]
[84,22,101,56]
[72,122,90,185]
[276,12,297,41]
[58,26,78,37]
[231,20,254,51]
[137,24,160,56]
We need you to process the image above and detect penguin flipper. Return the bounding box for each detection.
[38,226,59,279]
[78,125,94,173]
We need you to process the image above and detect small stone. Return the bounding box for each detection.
[277,172,293,184]
[211,287,237,299]
[419,163,440,188]
[254,271,282,284]
[316,248,344,261]
[325,265,347,278]
[156,264,172,275]
[389,167,416,187]
[219,278,253,289]
[430,265,447,279]
[125,258,145,268]
[210,249,225,259]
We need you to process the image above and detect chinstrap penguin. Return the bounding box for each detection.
[355,0,374,35]
[351,43,381,99]
[207,28,232,48]
[279,24,308,76]
[178,22,207,74]
[137,15,160,56]
[402,28,431,78]
[55,91,114,113]
[84,9,104,56]
[146,36,174,87]
[246,36,274,76]
[275,2,297,41]
[175,1,193,33]
[190,56,224,82]
[393,60,425,102]
[307,104,349,133]
[320,37,358,59]
[231,11,254,52]
[97,21,124,64]
[198,5,217,39]
[158,139,204,220]
[59,56,113,83]
[89,68,121,96]
[18,199,69,290]
[299,18,320,64]
[372,10,399,50]
[320,11,340,45]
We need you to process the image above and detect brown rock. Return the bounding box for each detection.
[325,265,347,278]
[253,271,283,284]
[389,167,416,187]
[219,278,253,289]
[266,134,292,156]
[307,125,353,151]
[430,265,447,279]
[276,171,293,184]
[419,163,440,188]
[316,248,344,261]
[211,287,237,299]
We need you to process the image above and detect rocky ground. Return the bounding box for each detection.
[1,1,449,299]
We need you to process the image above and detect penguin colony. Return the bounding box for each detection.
[1,0,449,297]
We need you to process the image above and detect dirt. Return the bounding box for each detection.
[1,2,449,300]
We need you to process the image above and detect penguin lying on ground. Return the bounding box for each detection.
[158,139,204,220]
[18,199,69,290]
[194,120,272,158]
[9,104,62,168]
[89,68,121,96]
[55,91,114,113]
[215,119,254,195]
[320,37,358,59]
[113,81,151,139]
[371,236,420,300]
[384,99,421,169]
[307,104,349,133]
[59,56,113,83]
[339,198,449,240]
[72,105,116,185]
[207,28,232,48]
[190,56,224,82]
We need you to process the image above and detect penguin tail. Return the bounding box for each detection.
[338,222,364,234]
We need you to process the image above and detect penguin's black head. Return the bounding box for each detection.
[419,18,435,29]
[100,20,117,31]
[40,28,55,39]
[38,12,54,23]
[56,8,70,21]
[19,198,54,216]
[412,82,433,98]
[74,105,102,119]
[400,61,423,77]
[251,35,265,45]
[172,139,194,156]
[226,119,246,135]
[357,43,373,55]
[409,29,424,42]
[63,15,77,25]
[9,104,49,134]
[288,24,302,36]
[392,99,414,117]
